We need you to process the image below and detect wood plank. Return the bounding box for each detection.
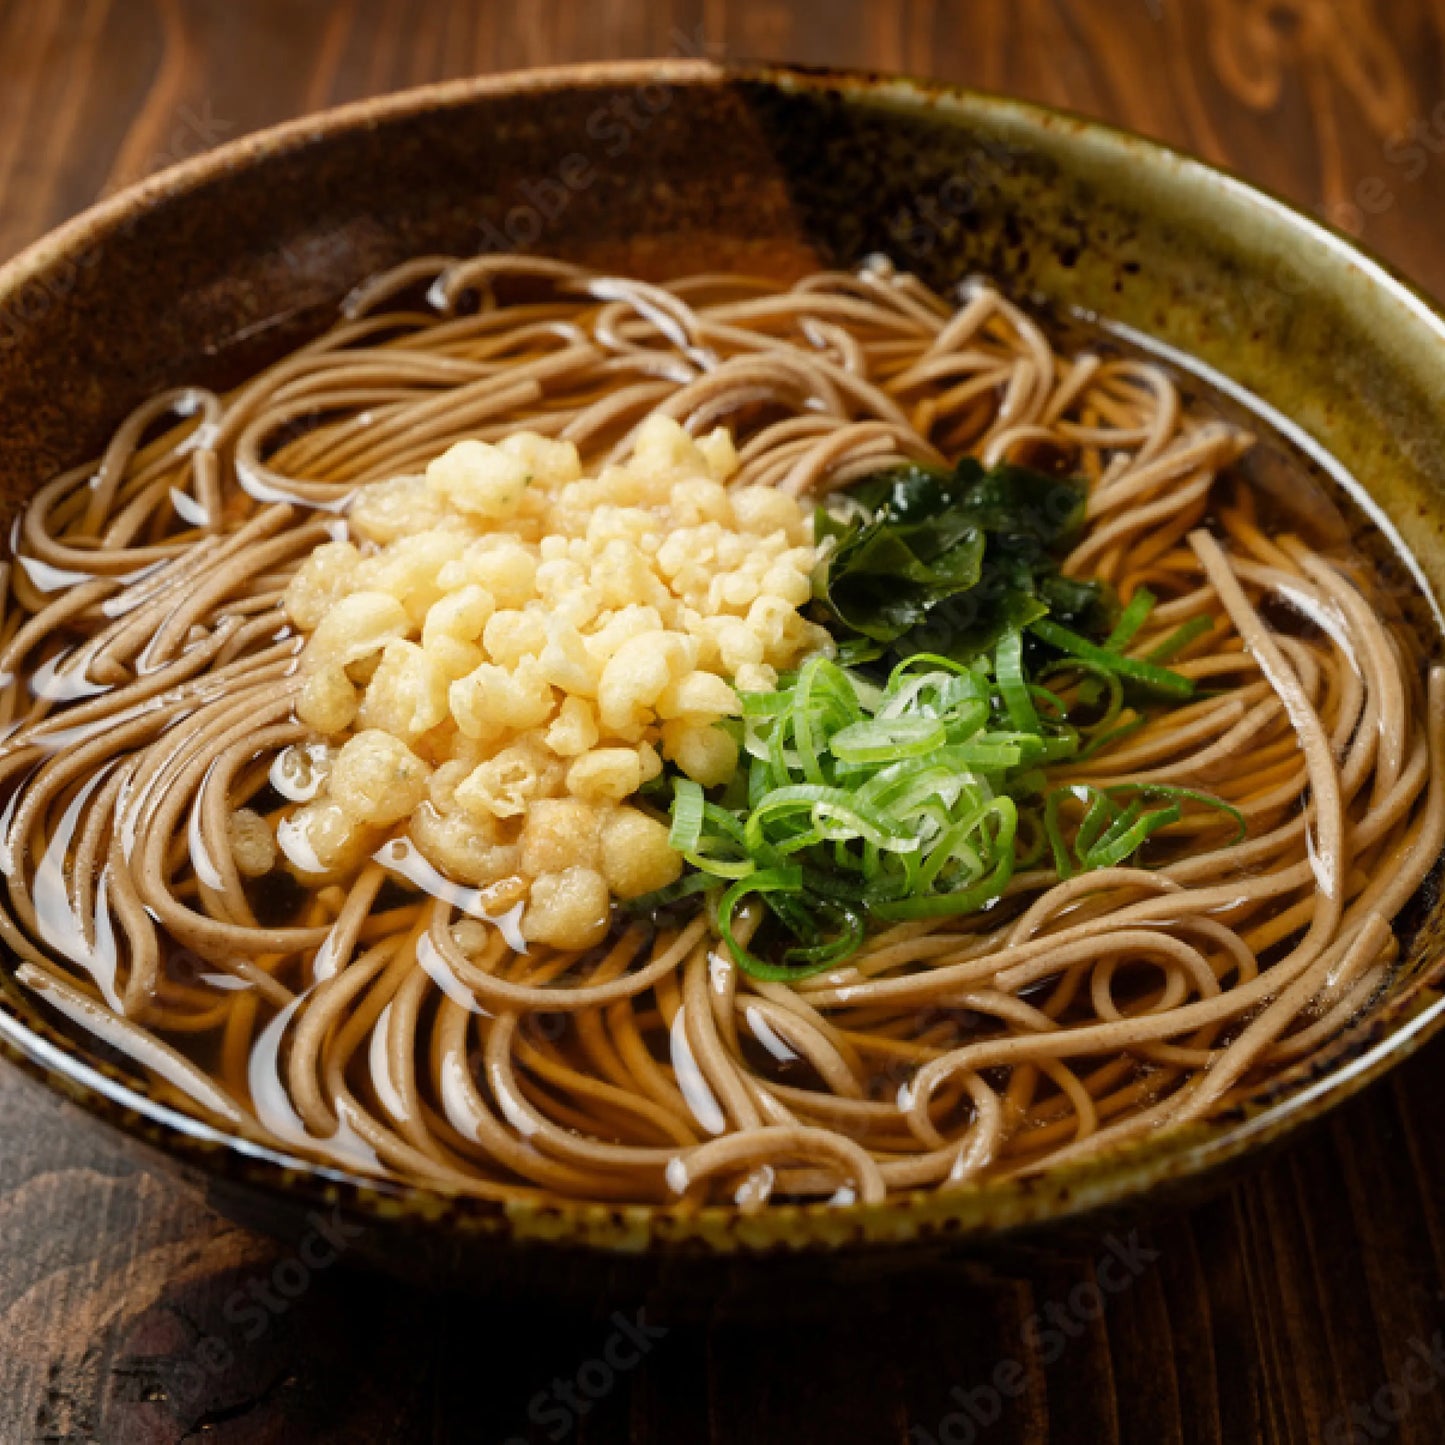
[1,1,1443,1439]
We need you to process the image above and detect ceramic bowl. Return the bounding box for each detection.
[2,60,1443,1297]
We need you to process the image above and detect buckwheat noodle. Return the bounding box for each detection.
[0,254,1437,1209]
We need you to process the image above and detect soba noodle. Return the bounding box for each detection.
[0,253,1437,1209]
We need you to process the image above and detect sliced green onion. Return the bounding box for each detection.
[831,715,946,763]
[1044,781,1246,879]
[1036,659,1124,735]
[1088,802,1180,868]
[718,868,845,981]
[1104,587,1156,652]
[1105,783,1246,845]
[668,778,705,851]
[872,798,1017,919]
[652,623,1227,977]
[1030,618,1195,699]
[995,629,1039,731]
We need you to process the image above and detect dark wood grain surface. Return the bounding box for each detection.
[4,3,1445,1441]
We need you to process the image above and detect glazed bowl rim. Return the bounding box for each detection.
[2,57,1443,1254]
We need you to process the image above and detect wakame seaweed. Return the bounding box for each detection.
[811,458,1115,668]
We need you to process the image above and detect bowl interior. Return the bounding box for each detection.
[2,59,1444,1255]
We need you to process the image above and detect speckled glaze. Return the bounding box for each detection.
[2,61,1444,1296]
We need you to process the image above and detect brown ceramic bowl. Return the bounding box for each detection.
[2,60,1444,1298]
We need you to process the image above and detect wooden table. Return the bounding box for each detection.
[4,2,1445,1440]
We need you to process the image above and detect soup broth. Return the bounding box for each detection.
[0,254,1438,1208]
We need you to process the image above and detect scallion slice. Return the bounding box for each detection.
[655,636,1231,979]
